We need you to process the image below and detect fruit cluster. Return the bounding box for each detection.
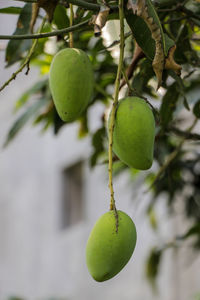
[49,48,156,282]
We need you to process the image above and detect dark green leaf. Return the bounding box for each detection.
[90,127,106,167]
[146,247,162,285]
[193,100,200,119]
[53,5,69,29]
[15,79,48,111]
[132,59,155,95]
[0,7,21,14]
[180,223,200,240]
[125,8,175,61]
[4,99,47,147]
[164,33,175,55]
[5,4,32,67]
[160,82,179,127]
[169,71,190,110]
[191,17,200,27]
[125,11,155,61]
[175,24,199,65]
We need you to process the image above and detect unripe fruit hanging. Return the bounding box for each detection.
[86,210,137,282]
[112,97,155,170]
[49,48,94,122]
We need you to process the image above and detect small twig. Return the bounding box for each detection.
[157,1,184,12]
[0,18,46,93]
[191,37,200,41]
[0,19,91,40]
[163,16,189,24]
[181,6,200,21]
[183,69,196,79]
[169,126,200,140]
[121,66,133,95]
[25,61,30,75]
[157,7,177,12]
[99,31,132,52]
[147,118,198,192]
[94,83,112,99]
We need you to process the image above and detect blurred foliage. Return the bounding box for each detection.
[146,247,162,288]
[1,0,200,290]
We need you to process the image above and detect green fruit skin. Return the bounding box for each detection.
[86,210,137,282]
[112,97,155,170]
[49,48,94,122]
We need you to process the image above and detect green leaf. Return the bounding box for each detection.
[145,0,166,53]
[193,100,200,119]
[146,247,162,286]
[169,71,190,110]
[175,24,199,65]
[125,11,155,60]
[53,5,69,29]
[160,82,179,127]
[147,205,158,230]
[4,99,47,147]
[0,7,21,14]
[180,223,200,239]
[125,7,175,61]
[90,127,106,167]
[164,34,176,55]
[14,79,48,111]
[5,4,32,67]
[132,59,155,95]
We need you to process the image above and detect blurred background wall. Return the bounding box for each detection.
[0,1,200,300]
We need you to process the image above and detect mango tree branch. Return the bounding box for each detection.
[108,0,125,226]
[169,126,200,140]
[0,18,46,92]
[11,0,101,11]
[0,19,91,40]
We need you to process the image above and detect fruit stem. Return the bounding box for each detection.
[108,0,125,226]
[69,4,74,48]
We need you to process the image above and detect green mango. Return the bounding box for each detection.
[112,97,155,170]
[49,48,94,122]
[86,210,137,282]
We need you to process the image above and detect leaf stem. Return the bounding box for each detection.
[0,18,46,93]
[108,0,124,219]
[0,19,90,40]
